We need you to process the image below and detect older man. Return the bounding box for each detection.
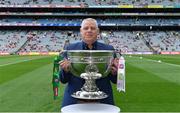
[59,18,118,108]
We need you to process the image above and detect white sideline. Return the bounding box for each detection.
[0,57,49,67]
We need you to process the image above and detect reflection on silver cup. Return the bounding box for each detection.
[67,50,114,100]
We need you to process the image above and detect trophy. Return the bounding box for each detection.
[67,50,114,100]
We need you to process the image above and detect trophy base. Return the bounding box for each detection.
[71,91,108,100]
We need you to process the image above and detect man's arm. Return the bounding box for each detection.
[108,74,117,84]
[59,69,72,84]
[59,46,72,84]
[109,46,118,84]
[108,58,118,84]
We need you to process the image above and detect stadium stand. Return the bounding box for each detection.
[0,18,180,26]
[18,30,81,53]
[0,0,179,6]
[1,30,180,54]
[142,31,180,52]
[0,30,28,53]
[0,0,180,55]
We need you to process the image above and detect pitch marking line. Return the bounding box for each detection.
[139,57,180,68]
[0,56,49,67]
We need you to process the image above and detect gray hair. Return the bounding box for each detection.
[80,18,98,28]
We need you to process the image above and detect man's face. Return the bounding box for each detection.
[80,20,99,45]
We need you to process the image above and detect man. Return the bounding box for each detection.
[59,18,118,108]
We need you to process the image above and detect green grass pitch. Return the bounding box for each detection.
[0,55,180,112]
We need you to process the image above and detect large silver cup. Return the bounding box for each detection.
[67,50,114,100]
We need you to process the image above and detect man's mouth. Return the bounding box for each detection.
[87,34,93,36]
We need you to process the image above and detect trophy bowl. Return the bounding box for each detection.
[67,50,114,100]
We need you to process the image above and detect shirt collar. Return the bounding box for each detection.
[82,41,97,50]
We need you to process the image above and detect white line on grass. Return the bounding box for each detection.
[138,56,180,68]
[0,56,49,67]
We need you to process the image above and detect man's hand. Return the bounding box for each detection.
[111,58,119,75]
[59,59,71,72]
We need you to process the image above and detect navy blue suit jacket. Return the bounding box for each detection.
[59,41,117,108]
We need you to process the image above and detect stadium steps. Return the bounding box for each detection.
[14,36,29,54]
[141,35,156,53]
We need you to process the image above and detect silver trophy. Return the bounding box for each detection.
[67,50,114,100]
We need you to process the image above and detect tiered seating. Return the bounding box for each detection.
[103,31,151,52]
[18,30,81,52]
[1,30,180,53]
[0,18,180,26]
[143,31,180,52]
[0,31,28,53]
[0,0,179,6]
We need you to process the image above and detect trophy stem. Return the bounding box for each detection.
[71,73,108,100]
[81,73,101,92]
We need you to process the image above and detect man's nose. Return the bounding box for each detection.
[87,28,92,31]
